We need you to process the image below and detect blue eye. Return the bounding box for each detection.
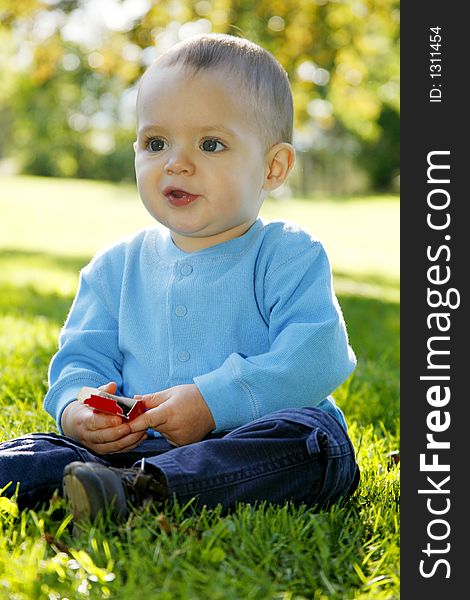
[201,139,225,153]
[147,138,166,152]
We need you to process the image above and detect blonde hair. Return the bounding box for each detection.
[143,33,293,148]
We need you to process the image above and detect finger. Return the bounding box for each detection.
[128,405,168,433]
[86,410,124,431]
[106,431,148,453]
[89,432,148,455]
[98,381,118,394]
[86,421,132,445]
[109,433,149,454]
[133,392,167,409]
[87,426,144,449]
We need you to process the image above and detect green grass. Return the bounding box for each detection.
[0,176,399,599]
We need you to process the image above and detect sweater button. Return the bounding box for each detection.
[180,264,193,276]
[177,350,190,362]
[175,305,187,317]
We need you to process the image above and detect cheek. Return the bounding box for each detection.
[236,165,265,196]
[136,164,163,200]
[135,158,147,184]
[221,160,262,189]
[136,156,162,179]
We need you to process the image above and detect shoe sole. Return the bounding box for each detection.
[63,462,128,522]
[63,470,93,521]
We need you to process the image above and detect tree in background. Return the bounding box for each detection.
[0,0,399,193]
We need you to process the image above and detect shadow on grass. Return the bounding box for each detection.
[339,293,399,365]
[0,248,90,273]
[0,282,73,323]
[339,294,399,430]
[0,248,91,323]
[334,269,399,290]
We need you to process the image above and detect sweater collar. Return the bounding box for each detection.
[157,219,264,262]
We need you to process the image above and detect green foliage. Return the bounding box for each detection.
[356,107,400,190]
[0,0,399,189]
[0,177,399,598]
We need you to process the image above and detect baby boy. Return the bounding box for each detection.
[0,34,359,521]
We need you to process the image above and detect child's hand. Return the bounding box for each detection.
[129,384,216,447]
[61,382,147,454]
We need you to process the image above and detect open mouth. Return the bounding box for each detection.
[164,187,199,207]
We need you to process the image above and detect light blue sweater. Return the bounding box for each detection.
[44,219,356,434]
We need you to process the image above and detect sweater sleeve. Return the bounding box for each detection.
[194,241,356,432]
[43,257,124,432]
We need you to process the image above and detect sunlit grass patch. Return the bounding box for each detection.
[0,501,115,599]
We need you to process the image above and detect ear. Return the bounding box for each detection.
[262,143,296,192]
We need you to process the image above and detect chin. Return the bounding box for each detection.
[170,222,206,235]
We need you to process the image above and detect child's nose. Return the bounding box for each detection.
[164,149,195,176]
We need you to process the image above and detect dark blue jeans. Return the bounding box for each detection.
[0,407,359,512]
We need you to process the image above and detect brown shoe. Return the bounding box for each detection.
[62,460,168,522]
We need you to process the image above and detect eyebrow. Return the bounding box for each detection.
[137,123,238,138]
[198,124,237,137]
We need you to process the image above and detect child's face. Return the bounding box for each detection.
[134,64,271,252]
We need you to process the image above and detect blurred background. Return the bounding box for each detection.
[0,0,399,196]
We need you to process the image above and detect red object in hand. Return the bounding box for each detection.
[78,387,146,421]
